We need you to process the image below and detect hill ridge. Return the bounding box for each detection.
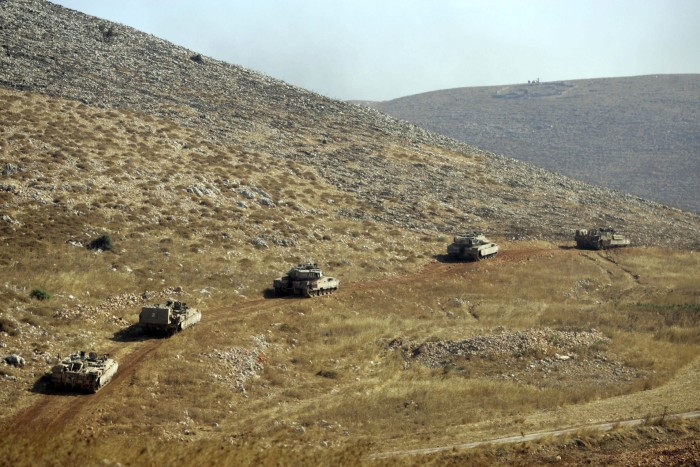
[0,0,699,250]
[364,74,700,213]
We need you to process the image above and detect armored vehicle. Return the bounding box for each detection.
[50,351,118,393]
[447,232,499,261]
[139,300,201,335]
[273,262,340,297]
[575,228,630,250]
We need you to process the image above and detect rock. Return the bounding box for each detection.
[249,237,269,249]
[388,328,607,369]
[2,163,18,175]
[186,184,219,197]
[258,197,275,207]
[4,354,25,367]
[0,183,19,194]
[204,337,269,393]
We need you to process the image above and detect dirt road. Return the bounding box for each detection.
[369,410,700,459]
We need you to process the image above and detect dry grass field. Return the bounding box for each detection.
[1,2,699,463]
[0,87,699,466]
[2,210,699,465]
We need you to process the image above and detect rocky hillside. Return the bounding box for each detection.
[2,2,700,464]
[1,0,699,251]
[364,75,700,213]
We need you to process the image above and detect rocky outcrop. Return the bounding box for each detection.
[385,328,643,389]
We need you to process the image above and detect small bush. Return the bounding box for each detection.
[29,288,51,301]
[88,234,114,251]
[315,369,338,379]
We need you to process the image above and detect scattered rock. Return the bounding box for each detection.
[4,354,25,367]
[205,336,270,393]
[2,163,18,175]
[384,328,640,388]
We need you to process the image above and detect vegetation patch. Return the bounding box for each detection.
[29,288,51,301]
[315,369,338,379]
[88,234,114,251]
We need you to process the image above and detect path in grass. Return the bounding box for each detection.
[369,410,700,459]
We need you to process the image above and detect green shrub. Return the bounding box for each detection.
[88,234,114,251]
[29,288,51,301]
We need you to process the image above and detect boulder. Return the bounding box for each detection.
[4,354,25,367]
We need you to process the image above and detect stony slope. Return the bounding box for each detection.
[1,2,699,464]
[1,0,699,251]
[364,75,700,213]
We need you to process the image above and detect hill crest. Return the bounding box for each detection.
[364,74,700,213]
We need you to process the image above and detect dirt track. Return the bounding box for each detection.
[369,410,700,459]
[5,298,284,434]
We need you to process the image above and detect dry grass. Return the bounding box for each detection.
[1,87,699,464]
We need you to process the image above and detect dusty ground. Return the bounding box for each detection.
[1,245,698,465]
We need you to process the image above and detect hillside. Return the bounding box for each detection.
[0,0,699,465]
[365,75,700,213]
[2,1,699,248]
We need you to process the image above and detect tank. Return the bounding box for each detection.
[575,228,630,250]
[447,232,499,260]
[50,351,118,393]
[139,299,202,335]
[273,262,340,297]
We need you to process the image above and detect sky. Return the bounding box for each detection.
[51,0,700,101]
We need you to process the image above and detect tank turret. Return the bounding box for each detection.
[447,232,499,260]
[273,262,340,297]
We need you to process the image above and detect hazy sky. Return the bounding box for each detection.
[52,0,700,101]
